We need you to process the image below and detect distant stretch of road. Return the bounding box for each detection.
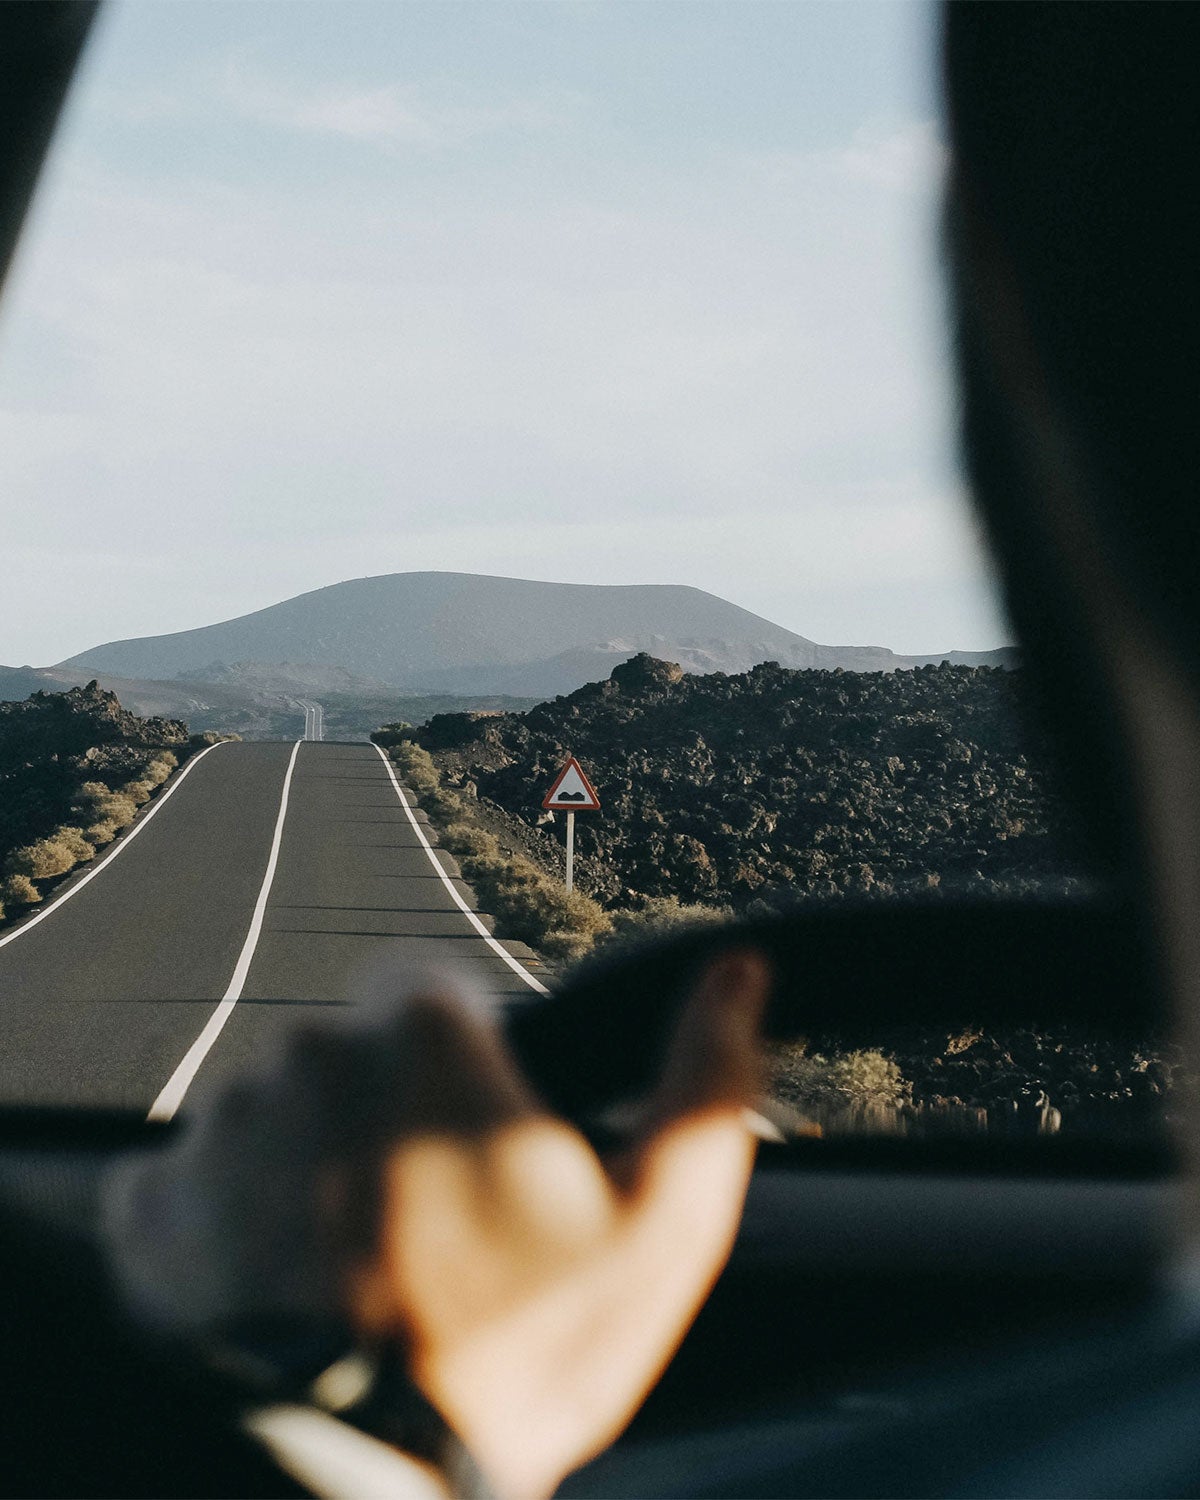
[0,742,550,1116]
[298,700,324,741]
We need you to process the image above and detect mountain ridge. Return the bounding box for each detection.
[52,571,1015,699]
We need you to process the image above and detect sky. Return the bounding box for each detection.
[0,0,1010,667]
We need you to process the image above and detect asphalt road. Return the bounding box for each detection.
[298,700,324,741]
[0,741,550,1114]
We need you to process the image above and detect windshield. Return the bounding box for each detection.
[3,0,1155,1157]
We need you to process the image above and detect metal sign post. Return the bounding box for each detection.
[542,755,601,896]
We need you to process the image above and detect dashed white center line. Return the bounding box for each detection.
[147,739,302,1121]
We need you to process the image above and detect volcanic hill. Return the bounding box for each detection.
[51,572,1015,701]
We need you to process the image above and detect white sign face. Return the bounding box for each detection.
[542,756,601,811]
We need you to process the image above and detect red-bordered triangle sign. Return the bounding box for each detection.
[542,756,601,811]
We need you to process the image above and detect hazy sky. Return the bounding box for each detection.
[0,0,1009,666]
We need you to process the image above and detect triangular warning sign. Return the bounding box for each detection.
[542,756,601,811]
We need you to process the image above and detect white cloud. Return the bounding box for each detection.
[746,119,947,196]
[832,119,947,192]
[220,61,576,149]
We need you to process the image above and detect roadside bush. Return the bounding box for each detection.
[392,742,443,794]
[96,792,137,824]
[771,1043,912,1116]
[372,723,415,749]
[10,754,182,897]
[387,741,613,962]
[3,823,97,897]
[441,822,499,858]
[104,757,181,811]
[189,730,241,747]
[2,873,42,906]
[427,786,467,821]
[464,849,612,951]
[391,743,470,821]
[75,782,138,828]
[7,834,77,880]
[53,825,96,865]
[600,895,733,950]
[143,752,177,786]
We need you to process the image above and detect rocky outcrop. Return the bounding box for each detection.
[410,658,1173,1134]
[412,655,1083,909]
[0,684,187,860]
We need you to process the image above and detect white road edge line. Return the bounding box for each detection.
[147,739,303,1122]
[0,741,225,953]
[372,743,550,996]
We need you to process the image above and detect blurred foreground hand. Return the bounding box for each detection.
[346,950,770,1499]
[108,951,770,1500]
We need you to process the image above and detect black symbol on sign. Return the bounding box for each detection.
[557,791,586,801]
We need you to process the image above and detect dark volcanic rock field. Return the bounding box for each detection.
[411,654,1087,910]
[0,684,188,862]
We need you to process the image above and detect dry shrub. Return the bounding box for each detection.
[372,724,415,749]
[7,835,76,880]
[190,731,241,747]
[442,822,497,858]
[460,848,527,906]
[2,873,42,906]
[75,782,138,829]
[391,742,441,792]
[461,848,612,948]
[427,787,466,821]
[601,895,733,950]
[561,889,612,935]
[394,745,463,819]
[97,794,136,826]
[389,743,613,959]
[53,826,95,865]
[0,753,179,920]
[540,928,597,963]
[6,825,96,884]
[103,793,138,825]
[144,752,177,786]
[771,1044,912,1118]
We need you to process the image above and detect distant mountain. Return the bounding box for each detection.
[0,666,57,702]
[54,572,1015,699]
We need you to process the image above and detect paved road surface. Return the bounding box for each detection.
[0,741,550,1115]
[298,700,324,741]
